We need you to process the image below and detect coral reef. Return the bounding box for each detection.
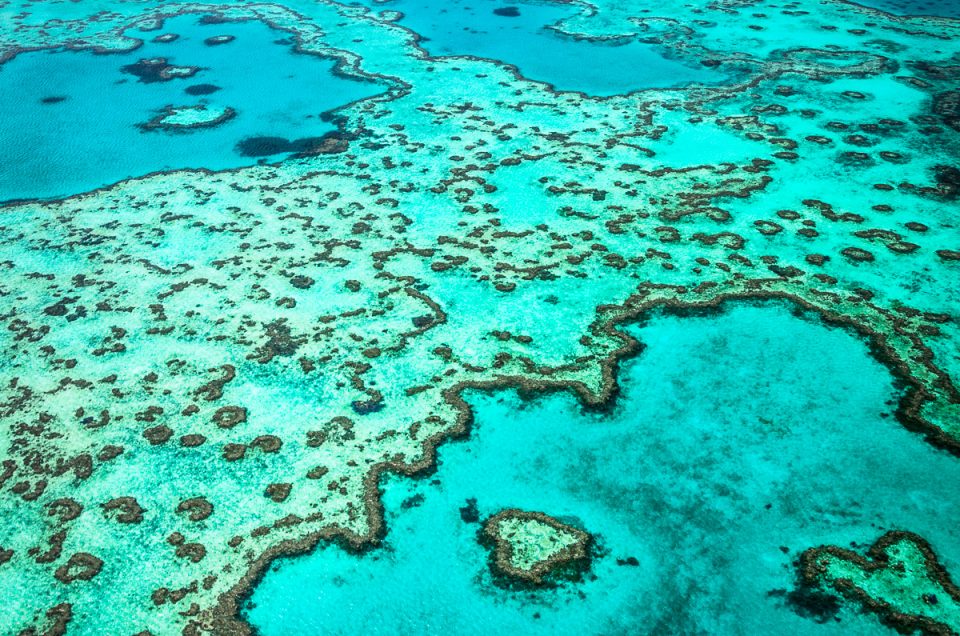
[138,104,237,131]
[481,509,591,586]
[0,0,957,633]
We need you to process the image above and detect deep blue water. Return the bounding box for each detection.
[351,0,723,95]
[246,302,960,635]
[849,0,960,18]
[0,14,383,202]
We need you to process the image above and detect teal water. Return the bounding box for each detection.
[0,14,382,202]
[245,302,960,635]
[351,0,723,95]
[848,0,960,18]
[1,0,959,633]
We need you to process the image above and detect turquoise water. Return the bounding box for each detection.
[351,0,723,94]
[0,14,382,202]
[2,0,959,633]
[246,302,960,635]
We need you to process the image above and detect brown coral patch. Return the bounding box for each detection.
[177,497,214,522]
[480,509,592,587]
[102,497,145,524]
[54,553,103,584]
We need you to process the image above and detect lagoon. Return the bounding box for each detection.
[0,13,382,203]
[246,302,960,635]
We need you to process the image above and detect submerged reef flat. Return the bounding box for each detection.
[122,57,202,83]
[801,531,960,634]
[203,34,236,45]
[481,509,592,586]
[139,104,237,131]
[0,0,958,634]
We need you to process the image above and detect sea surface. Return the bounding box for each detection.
[0,14,382,202]
[852,0,960,18]
[0,0,958,634]
[246,302,960,635]
[348,0,726,94]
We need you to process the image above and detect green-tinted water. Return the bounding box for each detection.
[0,0,958,634]
[247,302,960,635]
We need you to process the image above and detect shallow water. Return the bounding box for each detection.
[1,0,959,633]
[246,302,960,635]
[0,14,381,202]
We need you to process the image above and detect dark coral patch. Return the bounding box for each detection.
[222,444,247,462]
[265,483,291,503]
[493,7,521,17]
[179,434,207,448]
[102,497,145,524]
[937,250,960,262]
[770,586,841,624]
[121,58,200,84]
[235,134,348,157]
[199,14,229,25]
[236,137,297,156]
[54,553,103,584]
[143,425,173,445]
[841,247,875,263]
[237,137,321,157]
[250,435,283,453]
[185,83,222,96]
[212,406,247,429]
[459,497,479,523]
[175,542,207,563]
[204,35,236,46]
[932,90,959,132]
[351,399,384,415]
[47,498,83,523]
[289,275,315,289]
[933,165,960,199]
[177,497,214,522]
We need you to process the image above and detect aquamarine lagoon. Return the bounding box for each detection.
[0,14,382,202]
[345,0,728,95]
[0,0,959,635]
